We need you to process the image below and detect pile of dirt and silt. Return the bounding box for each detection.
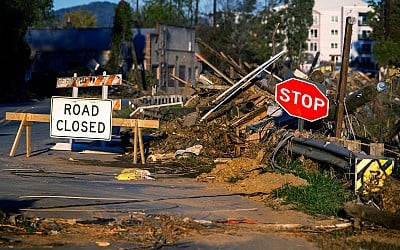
[196,157,308,204]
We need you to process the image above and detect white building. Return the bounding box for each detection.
[306,0,374,71]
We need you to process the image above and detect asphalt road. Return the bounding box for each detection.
[0,100,320,249]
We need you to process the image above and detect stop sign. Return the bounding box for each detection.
[275,78,329,122]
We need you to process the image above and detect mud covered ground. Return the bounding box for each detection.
[1,152,400,249]
[196,157,400,249]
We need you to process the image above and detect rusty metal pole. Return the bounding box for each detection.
[335,17,354,138]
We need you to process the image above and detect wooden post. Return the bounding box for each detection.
[25,122,32,157]
[335,17,354,137]
[133,120,138,164]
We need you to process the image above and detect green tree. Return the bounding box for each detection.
[281,0,314,68]
[195,1,239,71]
[246,4,286,64]
[106,0,134,75]
[139,0,190,27]
[0,0,54,99]
[372,40,400,66]
[59,9,97,28]
[368,0,400,66]
[196,0,312,71]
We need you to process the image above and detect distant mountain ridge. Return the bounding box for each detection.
[54,1,117,27]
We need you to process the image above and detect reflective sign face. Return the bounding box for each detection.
[50,97,113,140]
[275,78,329,122]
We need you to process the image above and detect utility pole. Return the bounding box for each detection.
[335,16,354,138]
[213,0,217,27]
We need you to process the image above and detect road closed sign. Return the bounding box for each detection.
[50,97,113,140]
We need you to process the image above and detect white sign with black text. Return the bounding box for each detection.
[50,97,113,140]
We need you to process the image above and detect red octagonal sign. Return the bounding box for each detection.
[275,78,329,122]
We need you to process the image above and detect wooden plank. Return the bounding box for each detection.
[169,73,192,88]
[6,112,50,123]
[195,84,229,90]
[6,112,159,129]
[112,118,159,128]
[195,53,234,85]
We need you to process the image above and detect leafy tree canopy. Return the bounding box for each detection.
[59,9,97,28]
[106,0,134,75]
[196,0,314,70]
[368,0,400,66]
[138,0,191,27]
[372,40,400,66]
[0,0,54,98]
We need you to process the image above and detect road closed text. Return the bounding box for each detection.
[50,97,112,140]
[56,120,106,133]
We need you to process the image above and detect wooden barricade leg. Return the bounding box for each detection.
[138,127,145,164]
[133,120,138,164]
[25,122,32,157]
[9,114,27,157]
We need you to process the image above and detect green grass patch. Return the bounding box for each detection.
[270,159,353,217]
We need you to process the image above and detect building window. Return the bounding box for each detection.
[331,16,338,22]
[310,43,318,51]
[168,66,175,87]
[152,65,159,81]
[359,30,371,39]
[358,13,368,26]
[331,43,338,49]
[331,29,338,36]
[188,67,192,82]
[178,65,186,87]
[310,29,318,38]
[179,65,185,80]
[313,15,318,25]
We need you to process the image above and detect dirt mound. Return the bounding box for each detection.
[197,157,308,204]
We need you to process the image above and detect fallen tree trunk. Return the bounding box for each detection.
[344,201,400,230]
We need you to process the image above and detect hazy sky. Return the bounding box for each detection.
[53,0,120,10]
[53,0,371,12]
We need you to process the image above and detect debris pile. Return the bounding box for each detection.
[0,213,215,249]
[123,44,400,233]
